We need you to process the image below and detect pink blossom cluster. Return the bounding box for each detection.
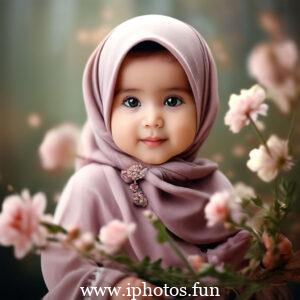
[99,220,136,254]
[39,123,81,171]
[248,40,299,114]
[224,85,268,133]
[0,190,48,258]
[204,191,242,228]
[0,188,136,260]
[61,220,136,257]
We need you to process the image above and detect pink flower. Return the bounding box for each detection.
[247,135,294,182]
[224,85,268,133]
[248,43,278,88]
[73,232,95,252]
[99,220,136,254]
[0,190,48,258]
[233,182,256,201]
[62,225,81,244]
[39,123,80,171]
[247,40,299,114]
[273,40,298,70]
[27,113,42,128]
[204,191,241,227]
[188,255,204,271]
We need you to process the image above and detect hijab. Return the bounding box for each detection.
[79,14,235,245]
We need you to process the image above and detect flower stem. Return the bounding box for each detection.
[46,237,61,243]
[230,220,262,246]
[287,112,296,142]
[247,115,271,155]
[240,224,261,245]
[164,231,197,277]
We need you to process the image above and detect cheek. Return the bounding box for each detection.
[111,112,137,150]
[175,122,196,147]
[168,111,197,148]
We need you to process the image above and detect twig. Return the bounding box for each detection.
[247,115,271,155]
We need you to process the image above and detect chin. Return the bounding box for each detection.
[139,156,168,165]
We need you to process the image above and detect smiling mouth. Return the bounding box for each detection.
[140,138,167,147]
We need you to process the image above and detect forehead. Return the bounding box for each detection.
[115,51,191,91]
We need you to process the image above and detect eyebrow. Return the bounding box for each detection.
[162,87,192,93]
[115,88,140,95]
[115,87,192,95]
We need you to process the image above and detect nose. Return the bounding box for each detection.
[142,107,164,128]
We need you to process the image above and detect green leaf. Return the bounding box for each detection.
[40,221,67,234]
[249,196,263,207]
[236,282,264,300]
[153,220,169,243]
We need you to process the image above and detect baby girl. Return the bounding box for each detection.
[41,15,252,299]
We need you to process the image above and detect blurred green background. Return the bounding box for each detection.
[0,0,300,299]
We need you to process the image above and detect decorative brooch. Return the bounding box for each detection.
[121,164,148,207]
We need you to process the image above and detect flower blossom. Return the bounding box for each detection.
[0,190,48,258]
[143,210,158,222]
[99,220,136,254]
[224,85,268,133]
[188,255,204,272]
[27,113,42,128]
[247,40,299,114]
[62,225,81,244]
[233,182,256,201]
[73,232,95,253]
[39,123,81,171]
[247,135,294,182]
[204,191,242,227]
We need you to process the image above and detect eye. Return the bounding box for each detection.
[122,97,141,108]
[164,96,183,107]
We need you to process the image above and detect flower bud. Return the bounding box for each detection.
[188,255,204,272]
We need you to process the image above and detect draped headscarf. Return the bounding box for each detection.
[78,14,237,244]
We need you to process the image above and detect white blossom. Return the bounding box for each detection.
[247,135,294,182]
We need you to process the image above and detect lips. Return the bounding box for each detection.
[140,137,167,147]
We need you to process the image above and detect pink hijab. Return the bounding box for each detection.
[79,14,236,244]
[82,14,218,164]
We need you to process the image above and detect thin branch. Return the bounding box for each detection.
[287,111,296,156]
[247,115,271,155]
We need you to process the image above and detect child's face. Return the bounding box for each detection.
[111,51,197,165]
